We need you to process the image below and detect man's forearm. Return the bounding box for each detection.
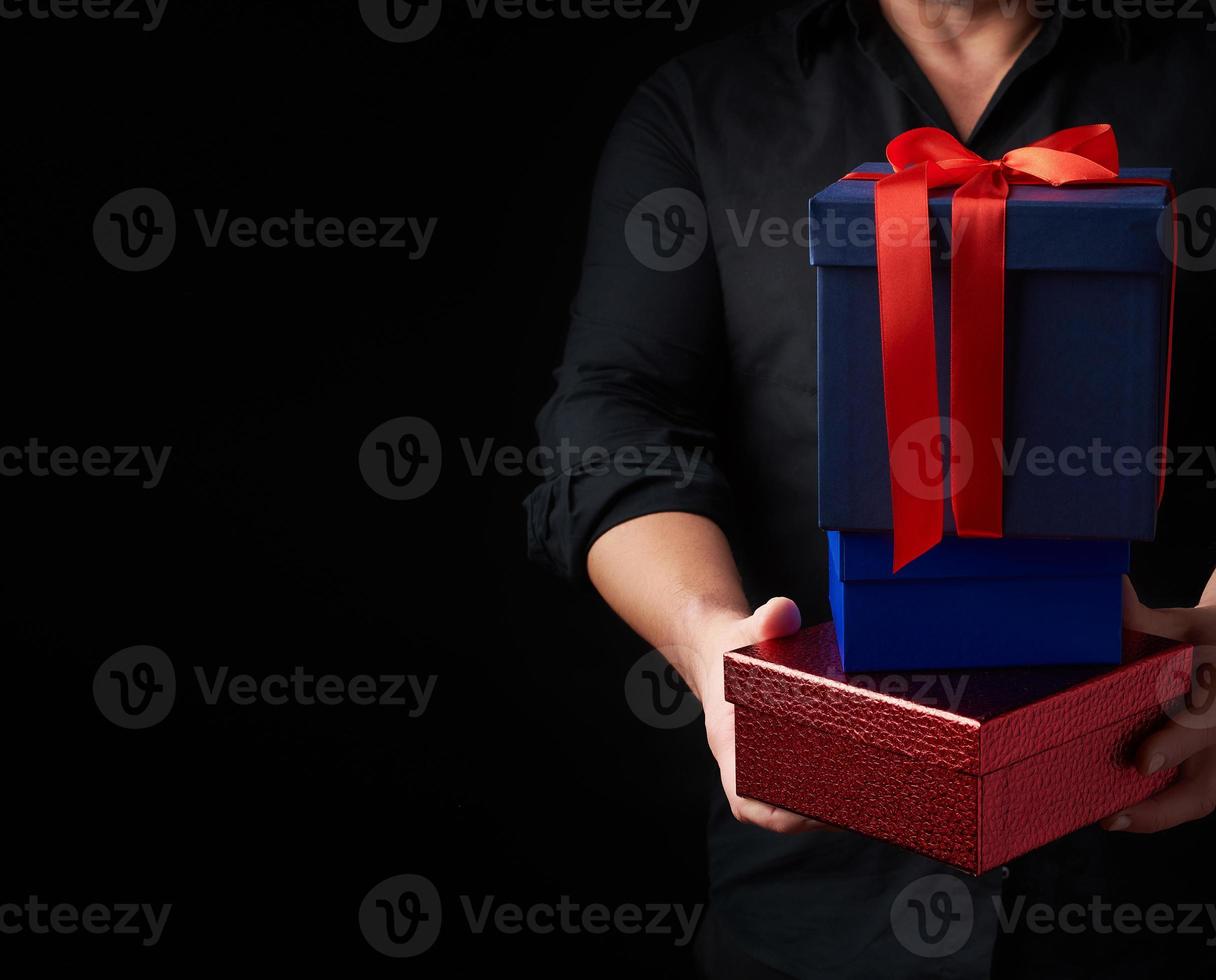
[587,511,749,699]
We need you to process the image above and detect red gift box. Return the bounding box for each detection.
[726,623,1192,875]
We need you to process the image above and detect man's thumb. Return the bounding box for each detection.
[743,597,802,645]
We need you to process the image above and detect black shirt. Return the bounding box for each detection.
[526,2,1216,975]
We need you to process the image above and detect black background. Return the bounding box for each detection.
[7,1,1216,974]
[0,0,798,971]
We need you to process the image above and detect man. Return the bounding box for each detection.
[526,0,1216,974]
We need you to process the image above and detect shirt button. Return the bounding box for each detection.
[1000,865,1011,879]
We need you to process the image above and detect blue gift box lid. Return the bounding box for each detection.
[810,164,1173,273]
[828,531,1130,582]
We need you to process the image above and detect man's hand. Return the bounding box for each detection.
[686,596,838,834]
[1103,576,1216,833]
[587,513,834,835]
[1122,576,1216,646]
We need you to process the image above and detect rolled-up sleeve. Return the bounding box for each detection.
[524,61,734,581]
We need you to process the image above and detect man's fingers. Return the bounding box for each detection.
[705,609,818,837]
[1102,766,1216,834]
[1122,576,1153,631]
[719,716,832,832]
[1134,718,1216,775]
[731,796,832,834]
[1121,576,1192,641]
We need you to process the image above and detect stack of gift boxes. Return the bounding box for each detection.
[815,145,1173,671]
[726,129,1196,874]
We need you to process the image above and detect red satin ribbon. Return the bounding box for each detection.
[843,125,1176,572]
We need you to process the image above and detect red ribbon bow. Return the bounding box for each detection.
[844,125,1175,571]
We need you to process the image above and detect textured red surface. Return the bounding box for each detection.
[726,623,1192,874]
[735,705,980,869]
[979,704,1175,870]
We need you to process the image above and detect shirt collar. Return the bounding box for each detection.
[790,0,846,75]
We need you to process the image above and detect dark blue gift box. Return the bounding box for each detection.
[811,165,1173,540]
[828,531,1128,670]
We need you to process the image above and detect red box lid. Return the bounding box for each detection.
[725,623,1192,775]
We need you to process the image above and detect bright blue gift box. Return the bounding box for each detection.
[827,531,1128,670]
[811,165,1173,540]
